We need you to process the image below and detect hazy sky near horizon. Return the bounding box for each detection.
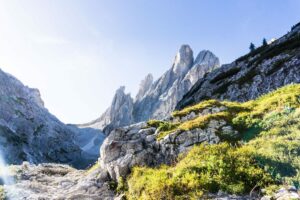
[0,0,299,124]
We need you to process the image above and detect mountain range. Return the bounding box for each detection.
[82,46,220,134]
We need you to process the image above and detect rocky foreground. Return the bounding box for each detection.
[3,163,300,199]
[4,163,114,200]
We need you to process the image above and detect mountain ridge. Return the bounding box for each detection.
[83,45,220,134]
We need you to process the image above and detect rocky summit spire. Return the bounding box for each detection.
[172,45,194,76]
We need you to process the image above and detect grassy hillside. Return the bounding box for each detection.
[123,84,300,199]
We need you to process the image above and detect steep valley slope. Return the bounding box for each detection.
[0,68,104,169]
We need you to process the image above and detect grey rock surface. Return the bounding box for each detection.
[5,162,114,200]
[135,73,153,101]
[261,187,300,200]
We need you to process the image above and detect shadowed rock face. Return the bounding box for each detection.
[0,68,104,168]
[176,28,300,110]
[84,45,220,134]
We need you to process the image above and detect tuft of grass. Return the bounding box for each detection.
[172,99,222,118]
[86,161,100,174]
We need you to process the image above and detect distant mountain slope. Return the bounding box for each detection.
[83,45,220,134]
[176,23,300,110]
[0,68,103,168]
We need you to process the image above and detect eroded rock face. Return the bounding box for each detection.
[177,30,300,110]
[85,45,220,134]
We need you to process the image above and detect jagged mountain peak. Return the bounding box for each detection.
[194,50,220,66]
[172,44,194,76]
[87,45,220,134]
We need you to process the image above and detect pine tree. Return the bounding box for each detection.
[262,38,268,46]
[249,43,255,52]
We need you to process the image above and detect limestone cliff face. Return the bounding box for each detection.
[86,45,220,134]
[0,68,104,168]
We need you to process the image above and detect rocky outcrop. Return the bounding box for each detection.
[0,68,103,168]
[177,26,300,110]
[99,105,237,181]
[85,45,220,134]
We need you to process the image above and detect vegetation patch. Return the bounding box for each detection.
[86,161,100,174]
[172,99,222,118]
[131,84,300,198]
[126,143,273,200]
[155,84,300,141]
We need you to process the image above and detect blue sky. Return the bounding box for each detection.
[0,0,299,123]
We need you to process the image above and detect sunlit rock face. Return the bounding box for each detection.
[0,68,103,168]
[85,45,220,134]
